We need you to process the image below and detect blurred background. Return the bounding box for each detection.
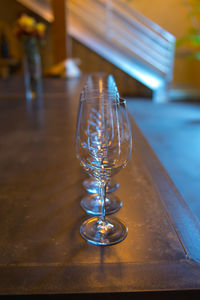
[1,0,200,99]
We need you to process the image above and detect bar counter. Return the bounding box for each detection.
[1,76,200,297]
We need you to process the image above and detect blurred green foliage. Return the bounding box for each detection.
[177,0,200,59]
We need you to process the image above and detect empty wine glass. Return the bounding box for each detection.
[79,90,122,215]
[75,96,132,245]
[81,73,120,200]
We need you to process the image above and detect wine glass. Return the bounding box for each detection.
[81,73,120,201]
[79,90,122,215]
[75,96,132,245]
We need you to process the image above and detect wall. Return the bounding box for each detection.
[125,0,200,89]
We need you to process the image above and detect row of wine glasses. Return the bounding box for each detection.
[80,74,122,216]
[75,73,132,246]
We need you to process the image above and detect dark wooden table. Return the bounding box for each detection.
[1,76,200,298]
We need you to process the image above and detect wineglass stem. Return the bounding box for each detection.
[99,182,107,222]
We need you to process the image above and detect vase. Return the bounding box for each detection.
[23,37,42,100]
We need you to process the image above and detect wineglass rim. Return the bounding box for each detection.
[83,87,118,92]
[81,89,118,95]
[80,96,127,105]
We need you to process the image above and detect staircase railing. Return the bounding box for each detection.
[69,0,175,82]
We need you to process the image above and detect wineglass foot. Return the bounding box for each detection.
[80,216,128,246]
[80,193,122,215]
[82,178,119,194]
